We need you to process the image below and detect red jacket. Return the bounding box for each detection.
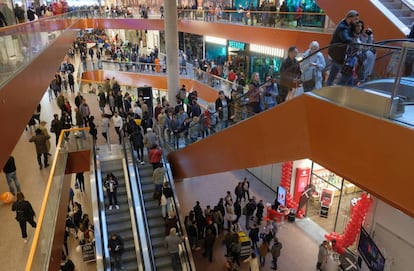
[149,148,162,164]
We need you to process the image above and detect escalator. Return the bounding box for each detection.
[316,0,410,40]
[136,163,173,270]
[100,159,139,270]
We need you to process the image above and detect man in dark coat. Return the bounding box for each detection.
[29,128,51,169]
[327,10,359,86]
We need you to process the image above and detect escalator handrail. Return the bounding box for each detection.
[123,139,157,271]
[92,146,111,271]
[119,150,147,271]
[162,156,197,271]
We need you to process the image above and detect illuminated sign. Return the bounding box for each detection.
[228,40,246,50]
[250,44,285,58]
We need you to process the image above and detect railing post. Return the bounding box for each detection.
[389,42,413,118]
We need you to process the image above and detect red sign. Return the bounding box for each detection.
[294,168,310,205]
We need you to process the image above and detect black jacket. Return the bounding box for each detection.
[3,156,16,173]
[108,235,124,254]
[12,200,35,222]
[328,19,354,64]
[279,57,301,89]
[215,96,231,120]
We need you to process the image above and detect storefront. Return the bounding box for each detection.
[306,162,364,234]
[227,40,249,76]
[248,159,365,235]
[248,43,285,81]
[205,36,227,65]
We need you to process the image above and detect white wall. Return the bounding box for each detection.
[368,200,414,271]
[247,163,282,192]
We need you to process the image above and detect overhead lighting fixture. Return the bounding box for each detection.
[250,44,285,58]
[205,36,227,45]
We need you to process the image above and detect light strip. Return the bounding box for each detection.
[250,44,286,58]
[205,36,227,45]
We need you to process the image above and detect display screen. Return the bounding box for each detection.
[277,186,286,206]
[358,226,386,271]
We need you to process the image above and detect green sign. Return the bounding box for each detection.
[228,41,246,50]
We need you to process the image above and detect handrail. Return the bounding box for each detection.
[25,127,90,271]
[124,139,157,270]
[162,156,197,271]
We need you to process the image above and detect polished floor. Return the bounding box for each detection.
[175,170,325,271]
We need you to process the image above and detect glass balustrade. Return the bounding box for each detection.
[0,14,76,88]
[25,127,92,271]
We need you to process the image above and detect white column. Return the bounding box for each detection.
[164,0,179,106]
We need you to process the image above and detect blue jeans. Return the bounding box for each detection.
[6,171,21,193]
[327,61,343,86]
[170,252,181,271]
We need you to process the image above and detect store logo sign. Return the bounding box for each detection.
[229,41,245,50]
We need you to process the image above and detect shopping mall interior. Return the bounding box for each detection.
[0,0,414,271]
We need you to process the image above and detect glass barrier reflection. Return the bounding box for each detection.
[0,14,75,88]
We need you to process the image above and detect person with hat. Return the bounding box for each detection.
[29,128,51,169]
[327,10,360,86]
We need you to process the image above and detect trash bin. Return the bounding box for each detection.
[288,209,296,222]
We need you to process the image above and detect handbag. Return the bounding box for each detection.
[302,76,315,90]
[160,194,167,205]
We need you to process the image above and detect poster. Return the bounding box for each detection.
[81,243,96,262]
[293,168,310,205]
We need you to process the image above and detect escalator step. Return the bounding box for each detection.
[149,226,166,238]
[153,246,169,258]
[151,236,167,248]
[141,183,154,193]
[145,200,160,210]
[146,208,163,219]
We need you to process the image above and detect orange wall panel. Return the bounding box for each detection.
[81,70,219,103]
[316,0,405,41]
[0,30,79,171]
[168,96,312,179]
[77,18,332,52]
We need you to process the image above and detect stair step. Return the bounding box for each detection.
[145,200,160,210]
[107,220,132,232]
[153,246,170,258]
[146,208,163,219]
[152,236,166,248]
[389,8,412,17]
[142,183,154,193]
[382,2,402,9]
[400,16,414,26]
[149,226,166,238]
[155,256,172,269]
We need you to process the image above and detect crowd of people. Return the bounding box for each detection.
[181,176,284,270]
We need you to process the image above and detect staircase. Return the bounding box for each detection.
[102,159,139,271]
[379,0,414,27]
[138,163,172,271]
